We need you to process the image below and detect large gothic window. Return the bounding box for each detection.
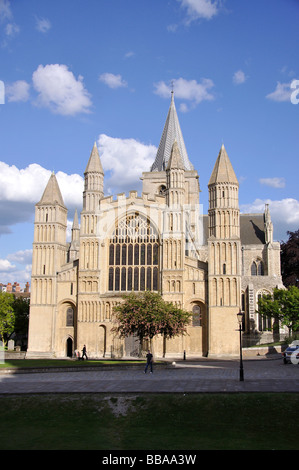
[108,213,159,292]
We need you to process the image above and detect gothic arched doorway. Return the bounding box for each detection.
[66,337,73,357]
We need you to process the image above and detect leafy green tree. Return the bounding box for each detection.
[257,286,299,334]
[0,292,15,346]
[112,291,192,353]
[281,229,299,287]
[13,296,30,338]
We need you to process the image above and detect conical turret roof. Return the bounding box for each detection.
[167,140,184,170]
[38,172,65,206]
[208,144,238,186]
[151,92,193,172]
[84,142,104,174]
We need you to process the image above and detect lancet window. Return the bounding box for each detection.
[108,213,159,292]
[251,259,264,276]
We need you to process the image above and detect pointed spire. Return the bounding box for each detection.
[72,208,79,230]
[167,140,184,170]
[151,93,193,172]
[85,142,104,174]
[71,209,80,243]
[38,172,65,206]
[208,144,238,186]
[264,204,273,244]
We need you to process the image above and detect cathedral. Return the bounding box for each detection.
[27,92,284,359]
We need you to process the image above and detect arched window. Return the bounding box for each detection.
[66,307,74,327]
[251,259,264,276]
[257,261,264,276]
[159,185,167,195]
[192,304,202,327]
[108,213,159,291]
[251,262,257,276]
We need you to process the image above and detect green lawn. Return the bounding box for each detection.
[0,393,298,450]
[0,359,144,369]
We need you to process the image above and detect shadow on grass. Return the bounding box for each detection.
[0,393,298,450]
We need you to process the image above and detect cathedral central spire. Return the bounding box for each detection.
[150,92,193,172]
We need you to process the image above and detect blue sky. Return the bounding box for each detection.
[0,0,298,287]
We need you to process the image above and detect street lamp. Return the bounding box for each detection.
[237,310,244,381]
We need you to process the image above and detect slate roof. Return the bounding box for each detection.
[201,213,266,245]
[151,92,193,172]
[239,214,266,245]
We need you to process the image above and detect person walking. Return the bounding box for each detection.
[82,344,88,360]
[144,350,153,373]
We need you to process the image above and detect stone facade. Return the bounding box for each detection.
[27,93,284,359]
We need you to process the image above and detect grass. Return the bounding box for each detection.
[0,393,298,450]
[0,359,145,369]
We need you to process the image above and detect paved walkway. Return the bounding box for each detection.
[0,356,298,394]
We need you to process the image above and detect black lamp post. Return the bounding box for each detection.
[237,310,244,381]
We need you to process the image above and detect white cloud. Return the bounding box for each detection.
[55,171,84,208]
[99,73,128,89]
[5,21,19,36]
[124,51,135,59]
[259,177,285,189]
[233,70,246,85]
[0,159,84,283]
[0,160,83,235]
[266,81,292,102]
[7,249,32,265]
[0,161,50,203]
[0,258,16,272]
[6,80,30,102]
[98,134,157,193]
[154,77,215,111]
[35,16,51,33]
[32,64,92,115]
[0,1,20,48]
[240,198,299,241]
[167,24,178,33]
[0,0,12,21]
[0,260,32,285]
[178,0,220,22]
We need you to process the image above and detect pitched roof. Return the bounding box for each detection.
[151,92,193,172]
[202,213,266,245]
[84,142,104,174]
[38,172,65,207]
[208,144,238,186]
[239,214,266,244]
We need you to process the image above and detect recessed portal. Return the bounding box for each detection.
[66,337,73,357]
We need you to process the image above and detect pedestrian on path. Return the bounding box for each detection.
[144,350,153,373]
[82,344,88,360]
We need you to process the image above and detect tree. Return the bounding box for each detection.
[281,229,299,287]
[112,291,192,354]
[13,296,30,337]
[257,286,299,335]
[0,292,15,346]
